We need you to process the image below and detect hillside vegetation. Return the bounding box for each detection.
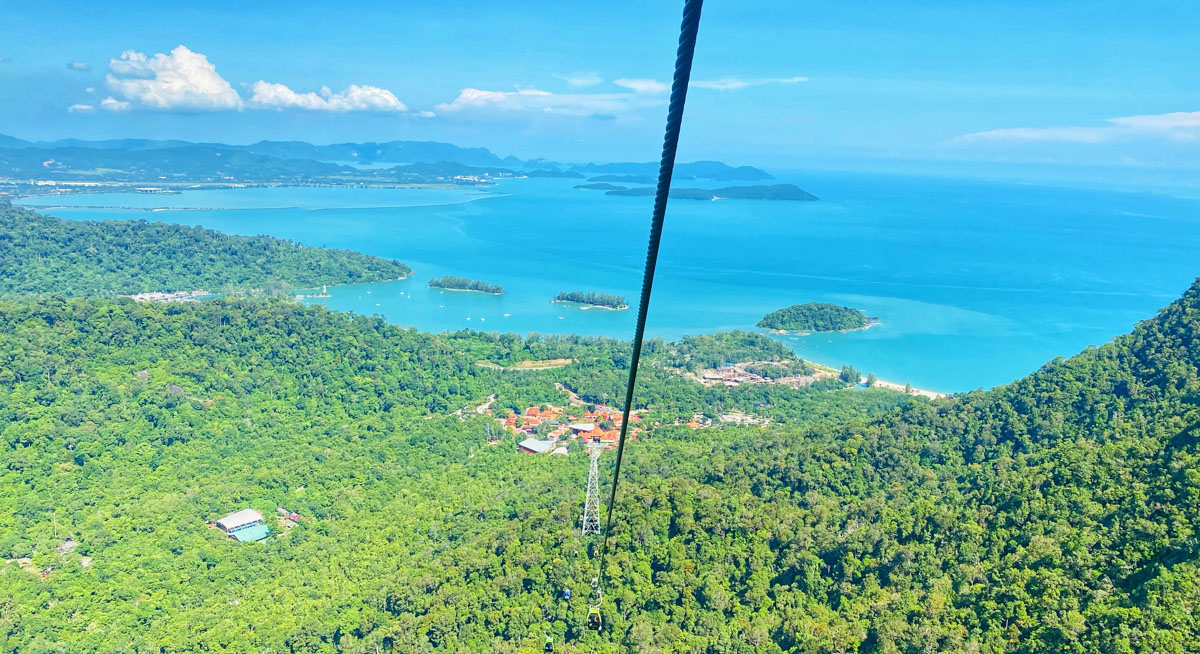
[0,207,411,297]
[0,278,1196,651]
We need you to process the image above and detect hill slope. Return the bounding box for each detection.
[0,207,411,297]
[0,274,1196,651]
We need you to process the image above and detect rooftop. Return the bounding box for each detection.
[217,508,264,531]
[518,438,556,454]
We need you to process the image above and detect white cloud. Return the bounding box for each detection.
[958,110,1200,145]
[85,87,95,94]
[67,61,93,72]
[691,76,808,91]
[557,72,603,87]
[100,97,132,112]
[1106,111,1200,130]
[68,104,96,114]
[86,45,410,115]
[957,126,1110,144]
[247,81,406,112]
[417,110,436,118]
[435,87,659,117]
[106,45,242,111]
[613,78,668,93]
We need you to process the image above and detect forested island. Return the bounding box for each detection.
[605,183,819,201]
[588,174,656,184]
[552,290,628,309]
[526,169,585,178]
[428,274,503,294]
[757,302,874,331]
[0,206,411,297]
[573,182,626,191]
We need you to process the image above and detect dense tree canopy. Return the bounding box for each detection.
[553,291,627,309]
[757,303,870,332]
[428,275,503,295]
[0,207,411,298]
[1,207,1198,653]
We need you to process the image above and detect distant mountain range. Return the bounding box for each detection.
[604,184,818,201]
[0,133,773,183]
[0,145,515,185]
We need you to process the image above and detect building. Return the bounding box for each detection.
[216,509,269,542]
[518,438,556,455]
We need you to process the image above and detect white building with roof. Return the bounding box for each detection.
[518,438,556,454]
[215,509,269,542]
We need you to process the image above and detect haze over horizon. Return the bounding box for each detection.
[2,0,1198,186]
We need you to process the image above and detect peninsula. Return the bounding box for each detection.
[605,183,818,201]
[757,302,876,332]
[429,275,503,295]
[552,290,628,310]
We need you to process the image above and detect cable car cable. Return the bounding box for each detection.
[593,0,705,616]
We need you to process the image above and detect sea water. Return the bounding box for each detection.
[23,172,1200,392]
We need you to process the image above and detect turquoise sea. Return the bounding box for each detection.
[22,172,1200,393]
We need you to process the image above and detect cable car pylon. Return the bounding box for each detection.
[580,443,602,537]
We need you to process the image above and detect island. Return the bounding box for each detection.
[525,169,585,178]
[574,183,627,191]
[572,160,773,181]
[552,291,628,310]
[429,275,504,295]
[757,302,876,332]
[604,183,818,201]
[588,174,656,184]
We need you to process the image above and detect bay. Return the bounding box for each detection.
[23,172,1200,393]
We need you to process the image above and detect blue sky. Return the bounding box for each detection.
[1,0,1197,177]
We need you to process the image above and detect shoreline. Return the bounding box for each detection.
[551,300,628,311]
[766,319,880,336]
[17,191,509,213]
[802,360,946,399]
[867,378,945,400]
[433,286,503,296]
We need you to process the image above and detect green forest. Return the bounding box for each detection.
[428,275,504,295]
[554,291,628,309]
[1,207,1198,652]
[758,302,871,332]
[0,207,411,297]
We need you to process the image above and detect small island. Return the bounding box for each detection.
[429,275,504,295]
[589,174,656,184]
[604,183,818,201]
[552,291,628,310]
[526,169,585,178]
[574,182,627,191]
[757,302,876,332]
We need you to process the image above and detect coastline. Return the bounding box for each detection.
[296,274,408,294]
[17,190,508,213]
[766,320,879,336]
[803,360,946,399]
[551,299,628,311]
[868,378,945,400]
[434,286,503,296]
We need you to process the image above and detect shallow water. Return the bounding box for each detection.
[26,171,1200,392]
